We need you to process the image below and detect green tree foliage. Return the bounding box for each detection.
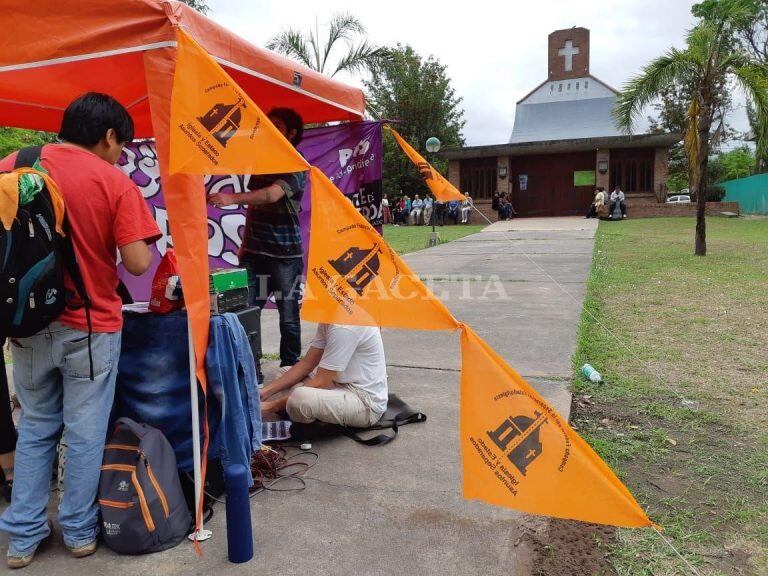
[267,13,390,77]
[694,0,768,61]
[747,98,768,171]
[364,44,465,198]
[0,128,57,159]
[615,1,768,255]
[648,81,735,190]
[177,0,210,15]
[709,146,756,182]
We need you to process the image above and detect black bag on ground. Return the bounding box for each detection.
[99,418,191,555]
[289,393,426,447]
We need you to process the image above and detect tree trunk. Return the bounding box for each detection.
[694,102,712,257]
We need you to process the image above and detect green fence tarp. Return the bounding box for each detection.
[722,173,768,214]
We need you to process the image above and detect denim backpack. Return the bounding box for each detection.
[99,418,191,555]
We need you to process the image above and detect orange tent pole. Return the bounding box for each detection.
[143,46,211,545]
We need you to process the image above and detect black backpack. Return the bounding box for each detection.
[0,146,93,374]
[99,418,191,555]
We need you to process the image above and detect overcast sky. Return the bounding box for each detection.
[208,0,750,146]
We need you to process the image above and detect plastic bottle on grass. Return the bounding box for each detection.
[581,364,602,383]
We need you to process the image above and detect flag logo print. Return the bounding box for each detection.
[417,162,434,181]
[197,97,247,147]
[328,244,382,296]
[169,29,307,175]
[487,411,547,477]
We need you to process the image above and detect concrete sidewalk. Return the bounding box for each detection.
[0,217,597,576]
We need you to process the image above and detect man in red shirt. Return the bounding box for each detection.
[0,93,160,569]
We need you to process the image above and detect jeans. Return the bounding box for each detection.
[610,201,627,217]
[240,252,302,367]
[0,323,121,557]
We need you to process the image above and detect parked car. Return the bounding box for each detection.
[666,195,692,204]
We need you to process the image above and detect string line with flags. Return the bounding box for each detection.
[167,25,655,536]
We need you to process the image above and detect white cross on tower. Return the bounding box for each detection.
[558,40,580,72]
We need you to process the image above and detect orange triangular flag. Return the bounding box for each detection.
[302,166,459,331]
[169,29,309,175]
[386,126,465,202]
[460,325,654,528]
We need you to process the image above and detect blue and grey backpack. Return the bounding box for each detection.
[0,146,93,374]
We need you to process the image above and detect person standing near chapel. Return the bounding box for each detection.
[208,108,306,369]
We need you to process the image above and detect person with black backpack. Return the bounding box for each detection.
[0,93,160,569]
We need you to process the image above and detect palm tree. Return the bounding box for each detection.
[266,13,390,78]
[614,13,768,256]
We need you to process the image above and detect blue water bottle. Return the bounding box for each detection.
[225,464,253,563]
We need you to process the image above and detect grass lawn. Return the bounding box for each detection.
[572,217,768,575]
[382,223,486,255]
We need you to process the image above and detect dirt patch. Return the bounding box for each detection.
[514,518,616,576]
[570,392,763,575]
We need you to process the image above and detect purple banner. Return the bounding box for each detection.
[116,121,383,301]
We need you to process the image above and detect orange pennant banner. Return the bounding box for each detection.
[169,29,309,175]
[301,166,459,331]
[460,325,653,528]
[386,126,465,202]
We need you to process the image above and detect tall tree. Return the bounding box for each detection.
[614,5,768,256]
[266,13,390,78]
[695,0,768,61]
[648,81,735,191]
[364,44,465,198]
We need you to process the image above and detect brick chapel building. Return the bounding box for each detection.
[443,27,680,218]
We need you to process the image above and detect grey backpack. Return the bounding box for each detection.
[99,418,191,555]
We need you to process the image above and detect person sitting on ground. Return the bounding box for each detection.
[460,193,472,224]
[610,185,627,219]
[447,200,459,224]
[260,324,388,428]
[410,194,424,225]
[586,187,606,219]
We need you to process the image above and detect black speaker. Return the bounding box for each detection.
[234,306,262,362]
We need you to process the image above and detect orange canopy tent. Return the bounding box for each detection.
[0,0,364,132]
[0,0,364,542]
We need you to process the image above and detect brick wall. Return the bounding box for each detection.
[653,147,670,202]
[496,156,511,197]
[448,160,460,189]
[596,149,610,191]
[628,201,740,218]
[548,27,590,80]
[469,199,497,223]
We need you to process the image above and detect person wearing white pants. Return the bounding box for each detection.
[260,324,388,428]
[460,193,473,224]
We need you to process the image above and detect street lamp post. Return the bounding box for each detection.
[425,137,441,247]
